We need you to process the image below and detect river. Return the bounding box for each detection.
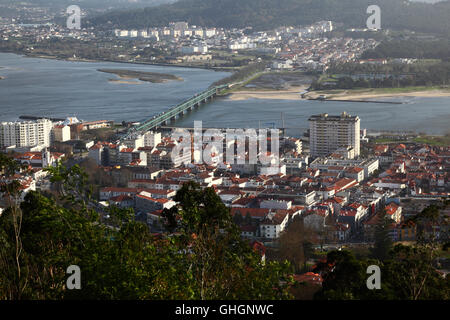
[0,53,449,136]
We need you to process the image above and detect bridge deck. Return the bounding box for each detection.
[121,84,229,141]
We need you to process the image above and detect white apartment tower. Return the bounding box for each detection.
[0,119,53,148]
[309,112,360,158]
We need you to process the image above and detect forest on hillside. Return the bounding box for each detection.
[88,0,450,35]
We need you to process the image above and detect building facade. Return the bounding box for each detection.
[309,112,360,158]
[53,125,71,142]
[0,119,53,148]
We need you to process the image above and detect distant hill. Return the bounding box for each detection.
[88,0,450,35]
[0,0,177,10]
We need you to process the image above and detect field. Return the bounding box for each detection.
[373,135,450,146]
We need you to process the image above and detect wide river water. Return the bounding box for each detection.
[0,52,449,136]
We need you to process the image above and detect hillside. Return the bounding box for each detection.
[0,0,176,9]
[88,0,450,34]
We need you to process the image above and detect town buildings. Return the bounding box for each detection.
[1,118,448,248]
[81,123,449,246]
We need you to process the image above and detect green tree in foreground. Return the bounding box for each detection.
[369,211,394,261]
[0,162,292,299]
[162,181,293,299]
[313,250,381,300]
[315,202,449,300]
[315,244,449,300]
[0,153,29,299]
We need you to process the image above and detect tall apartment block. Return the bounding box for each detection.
[0,119,53,148]
[308,112,360,158]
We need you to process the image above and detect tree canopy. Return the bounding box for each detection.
[0,161,292,299]
[314,244,449,300]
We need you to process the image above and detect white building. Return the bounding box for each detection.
[333,146,356,159]
[309,112,360,158]
[310,158,379,178]
[13,149,64,168]
[122,135,144,150]
[0,119,53,148]
[259,212,289,239]
[135,192,176,213]
[344,167,365,182]
[193,28,204,37]
[88,144,103,165]
[229,42,257,50]
[118,30,129,37]
[63,117,80,126]
[180,45,208,54]
[53,125,71,142]
[260,199,292,210]
[272,59,294,69]
[205,28,216,38]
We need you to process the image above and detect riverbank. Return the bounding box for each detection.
[228,85,450,101]
[304,87,450,100]
[4,50,231,72]
[227,85,309,100]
